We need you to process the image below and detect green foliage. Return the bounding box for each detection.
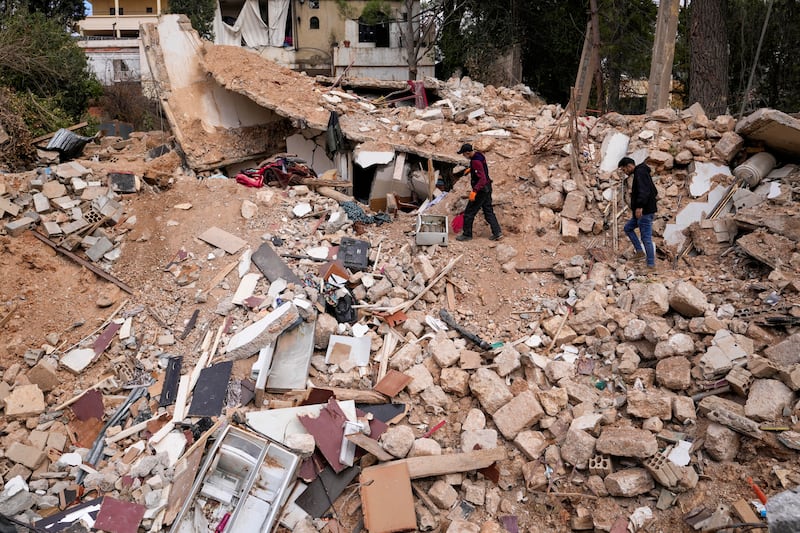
[361,0,392,24]
[0,9,101,123]
[333,0,358,20]
[168,0,215,40]
[0,0,85,27]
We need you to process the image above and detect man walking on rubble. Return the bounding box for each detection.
[618,156,658,269]
[455,143,503,242]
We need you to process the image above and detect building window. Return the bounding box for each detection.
[146,7,153,13]
[309,16,319,29]
[358,18,390,47]
[309,0,319,8]
[110,7,123,15]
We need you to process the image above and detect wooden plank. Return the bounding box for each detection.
[30,231,134,294]
[346,433,394,461]
[731,499,766,532]
[31,122,89,144]
[314,387,388,404]
[394,447,506,479]
[445,282,455,310]
[203,259,238,294]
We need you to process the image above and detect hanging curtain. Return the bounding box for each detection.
[267,0,290,47]
[213,0,274,48]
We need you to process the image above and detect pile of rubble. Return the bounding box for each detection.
[2,36,800,533]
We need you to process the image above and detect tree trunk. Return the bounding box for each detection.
[689,0,728,117]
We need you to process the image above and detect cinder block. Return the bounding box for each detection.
[588,453,613,478]
[644,450,680,488]
[726,366,753,397]
[748,356,779,378]
[4,217,35,236]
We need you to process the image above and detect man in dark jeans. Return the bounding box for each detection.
[618,157,657,268]
[456,143,502,242]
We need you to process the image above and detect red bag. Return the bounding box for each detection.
[451,213,464,234]
[235,169,265,188]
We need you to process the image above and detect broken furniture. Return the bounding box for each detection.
[170,424,300,533]
[416,214,448,246]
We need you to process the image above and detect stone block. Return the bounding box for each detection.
[405,364,434,395]
[461,429,498,452]
[765,487,800,533]
[626,389,672,420]
[447,520,480,533]
[744,379,794,421]
[380,425,415,458]
[560,191,586,220]
[440,367,469,396]
[389,343,421,372]
[85,237,114,262]
[672,396,697,423]
[514,430,548,460]
[764,333,800,367]
[656,357,692,390]
[409,438,442,457]
[4,384,45,418]
[6,442,46,469]
[522,461,548,490]
[631,282,669,316]
[561,218,580,242]
[538,191,564,210]
[26,359,59,392]
[704,423,739,462]
[462,409,486,431]
[469,368,512,414]
[653,332,695,358]
[491,391,544,440]
[604,468,654,497]
[668,281,708,317]
[713,131,744,163]
[494,345,521,377]
[224,302,300,361]
[429,479,458,509]
[47,431,68,452]
[428,333,460,368]
[537,387,568,416]
[748,356,779,378]
[596,427,658,458]
[41,180,67,198]
[697,395,744,417]
[570,304,610,335]
[560,428,596,469]
[33,193,51,213]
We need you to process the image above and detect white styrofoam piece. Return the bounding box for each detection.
[599,131,630,172]
[292,203,312,217]
[152,431,187,467]
[324,335,371,367]
[232,272,261,305]
[60,348,96,373]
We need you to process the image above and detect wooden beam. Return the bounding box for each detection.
[646,0,681,113]
[346,433,394,461]
[29,231,134,294]
[394,447,506,479]
[31,122,89,144]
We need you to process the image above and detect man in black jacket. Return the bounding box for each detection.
[618,157,657,268]
[455,143,502,242]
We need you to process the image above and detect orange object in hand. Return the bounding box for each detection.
[468,191,477,201]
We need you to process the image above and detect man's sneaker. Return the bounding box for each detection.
[456,234,472,242]
[489,233,503,241]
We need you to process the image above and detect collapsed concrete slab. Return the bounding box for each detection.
[736,108,800,156]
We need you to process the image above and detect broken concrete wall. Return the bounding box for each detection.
[140,15,294,171]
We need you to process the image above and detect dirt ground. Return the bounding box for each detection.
[0,132,797,532]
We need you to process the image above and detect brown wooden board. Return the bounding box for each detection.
[70,389,104,421]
